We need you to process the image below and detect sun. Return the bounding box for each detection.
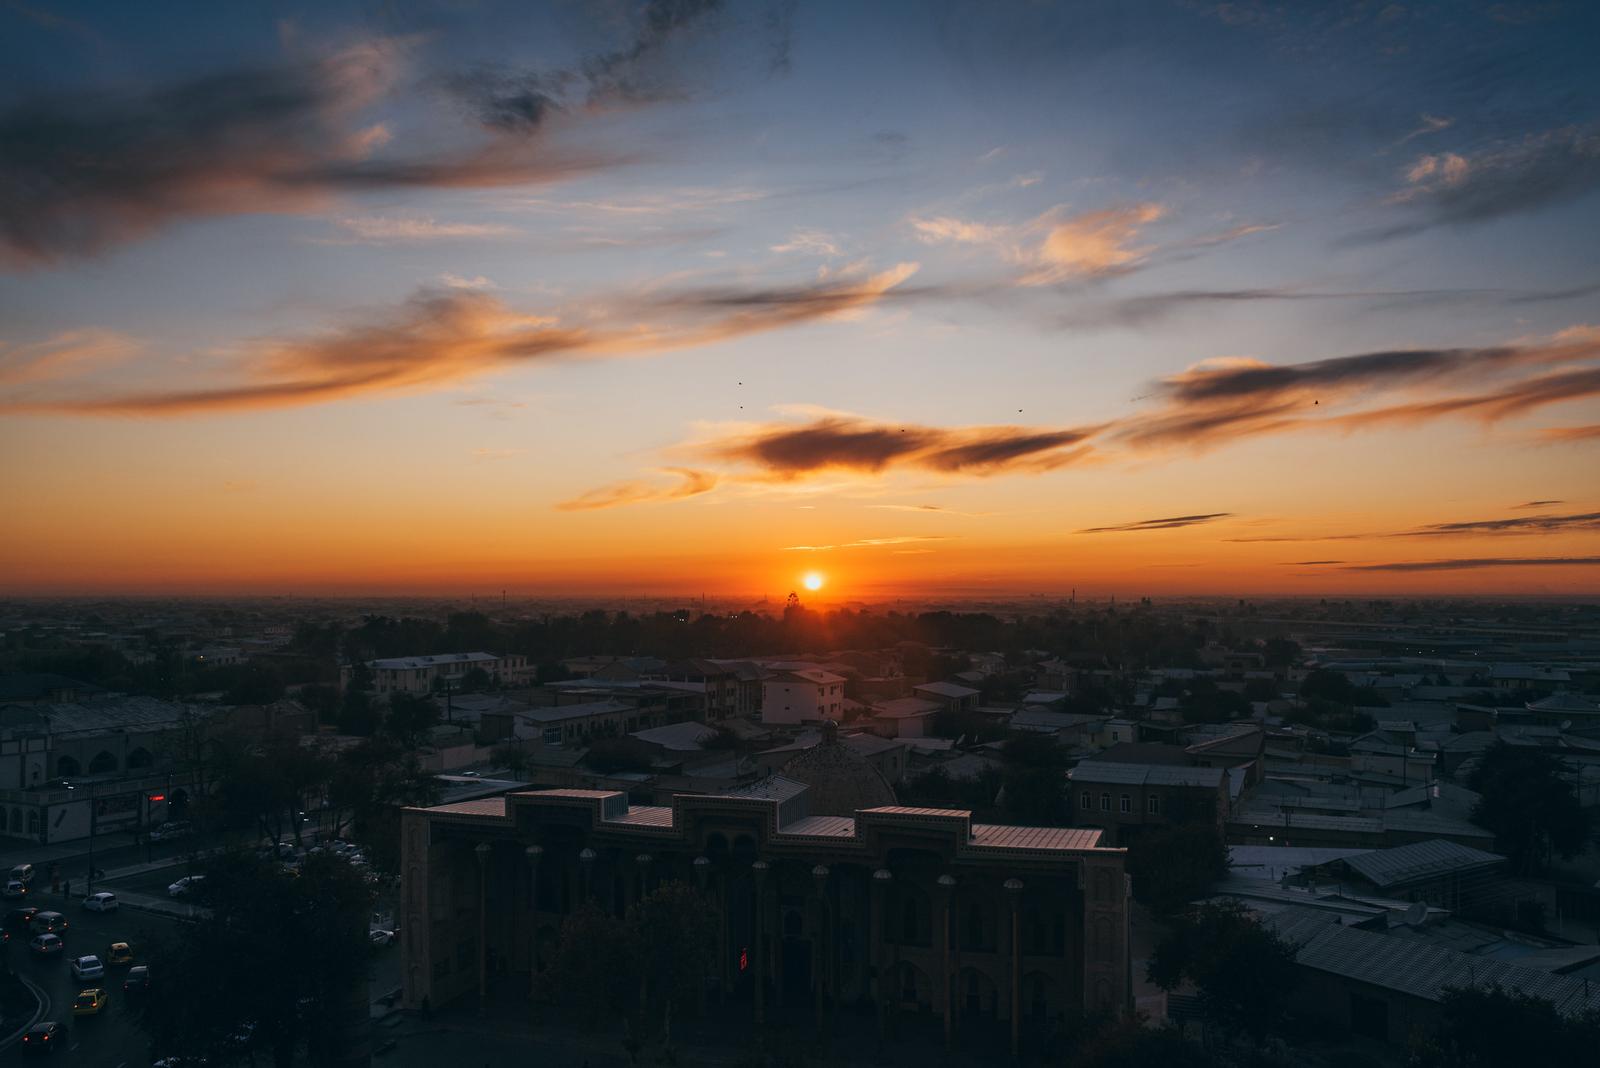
[802,571,825,591]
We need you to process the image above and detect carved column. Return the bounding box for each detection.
[693,856,711,1016]
[1004,878,1024,1059]
[811,864,830,1031]
[578,847,596,903]
[636,853,654,903]
[870,869,892,1042]
[474,842,490,1017]
[525,845,543,1002]
[936,873,956,1050]
[752,860,769,1026]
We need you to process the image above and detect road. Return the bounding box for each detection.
[1,895,186,1067]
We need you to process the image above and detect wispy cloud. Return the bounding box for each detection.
[702,415,1095,477]
[780,535,951,551]
[770,230,841,256]
[321,216,517,244]
[0,41,629,265]
[1537,424,1600,442]
[1370,124,1600,239]
[0,329,138,385]
[469,447,524,460]
[910,202,1167,284]
[1395,511,1600,537]
[1077,513,1233,534]
[2,265,920,415]
[1342,556,1600,572]
[555,467,716,511]
[1513,500,1566,508]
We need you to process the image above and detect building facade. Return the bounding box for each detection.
[761,669,846,726]
[342,652,532,695]
[399,783,1132,1051]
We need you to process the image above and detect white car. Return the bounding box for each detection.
[2,880,26,899]
[81,891,118,912]
[167,875,206,898]
[72,954,106,980]
[369,928,398,947]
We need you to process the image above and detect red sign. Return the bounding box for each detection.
[738,948,749,972]
[148,794,166,802]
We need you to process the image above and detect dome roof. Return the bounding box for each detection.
[781,721,898,817]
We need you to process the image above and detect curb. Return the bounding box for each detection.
[0,972,49,1050]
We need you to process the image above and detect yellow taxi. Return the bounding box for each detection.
[107,942,134,966]
[72,988,108,1016]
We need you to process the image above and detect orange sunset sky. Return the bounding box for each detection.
[1,2,1597,598]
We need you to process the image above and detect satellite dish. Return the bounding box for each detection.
[1405,902,1428,926]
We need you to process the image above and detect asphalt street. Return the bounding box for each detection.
[0,892,184,1067]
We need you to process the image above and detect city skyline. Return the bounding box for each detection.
[3,1,1599,597]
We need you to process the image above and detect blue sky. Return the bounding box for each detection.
[1,1,1597,595]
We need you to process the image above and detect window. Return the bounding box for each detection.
[965,903,983,949]
[1099,793,1110,812]
[1119,794,1131,814]
[1080,792,1091,809]
[543,727,561,745]
[1146,795,1160,814]
[903,898,918,943]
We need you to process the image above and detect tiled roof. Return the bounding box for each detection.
[430,798,509,818]
[1069,762,1225,788]
[779,815,857,838]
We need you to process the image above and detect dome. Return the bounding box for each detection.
[781,721,898,817]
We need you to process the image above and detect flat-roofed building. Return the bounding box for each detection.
[400,774,1132,1052]
[342,651,532,695]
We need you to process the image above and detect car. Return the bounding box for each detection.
[149,821,191,842]
[10,863,35,885]
[107,941,134,966]
[6,906,40,931]
[20,1021,61,1054]
[71,954,105,980]
[71,988,108,1016]
[81,891,118,912]
[31,910,68,934]
[30,933,64,956]
[3,879,27,899]
[167,875,205,898]
[123,964,151,994]
[369,928,398,947]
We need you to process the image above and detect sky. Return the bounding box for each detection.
[1,0,1598,599]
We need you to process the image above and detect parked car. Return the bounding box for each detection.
[167,876,205,898]
[10,863,35,885]
[123,964,151,994]
[20,1021,61,1054]
[107,941,134,966]
[31,910,68,934]
[81,892,119,913]
[71,954,105,981]
[369,928,398,947]
[30,933,64,957]
[6,906,40,931]
[71,989,108,1016]
[149,822,191,842]
[4,879,27,899]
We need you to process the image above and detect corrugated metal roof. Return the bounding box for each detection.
[779,815,857,838]
[1291,924,1600,1015]
[968,824,1103,851]
[1340,839,1504,888]
[429,798,509,819]
[1069,762,1224,788]
[726,775,809,802]
[608,806,674,827]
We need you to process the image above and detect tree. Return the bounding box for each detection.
[1126,825,1229,914]
[327,735,439,875]
[384,692,440,748]
[491,742,532,776]
[1469,743,1590,874]
[220,660,286,705]
[999,732,1069,824]
[1064,1013,1224,1068]
[338,659,377,736]
[537,902,638,1029]
[627,882,719,1032]
[140,852,371,1067]
[1409,985,1600,1068]
[1179,681,1252,725]
[1148,901,1298,1045]
[584,737,658,774]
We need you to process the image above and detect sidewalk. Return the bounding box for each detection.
[0,829,144,869]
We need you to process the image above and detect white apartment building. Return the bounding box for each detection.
[760,667,847,726]
[340,651,532,695]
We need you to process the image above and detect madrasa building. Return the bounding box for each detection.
[399,723,1131,1052]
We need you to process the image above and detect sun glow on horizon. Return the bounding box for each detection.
[802,571,825,591]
